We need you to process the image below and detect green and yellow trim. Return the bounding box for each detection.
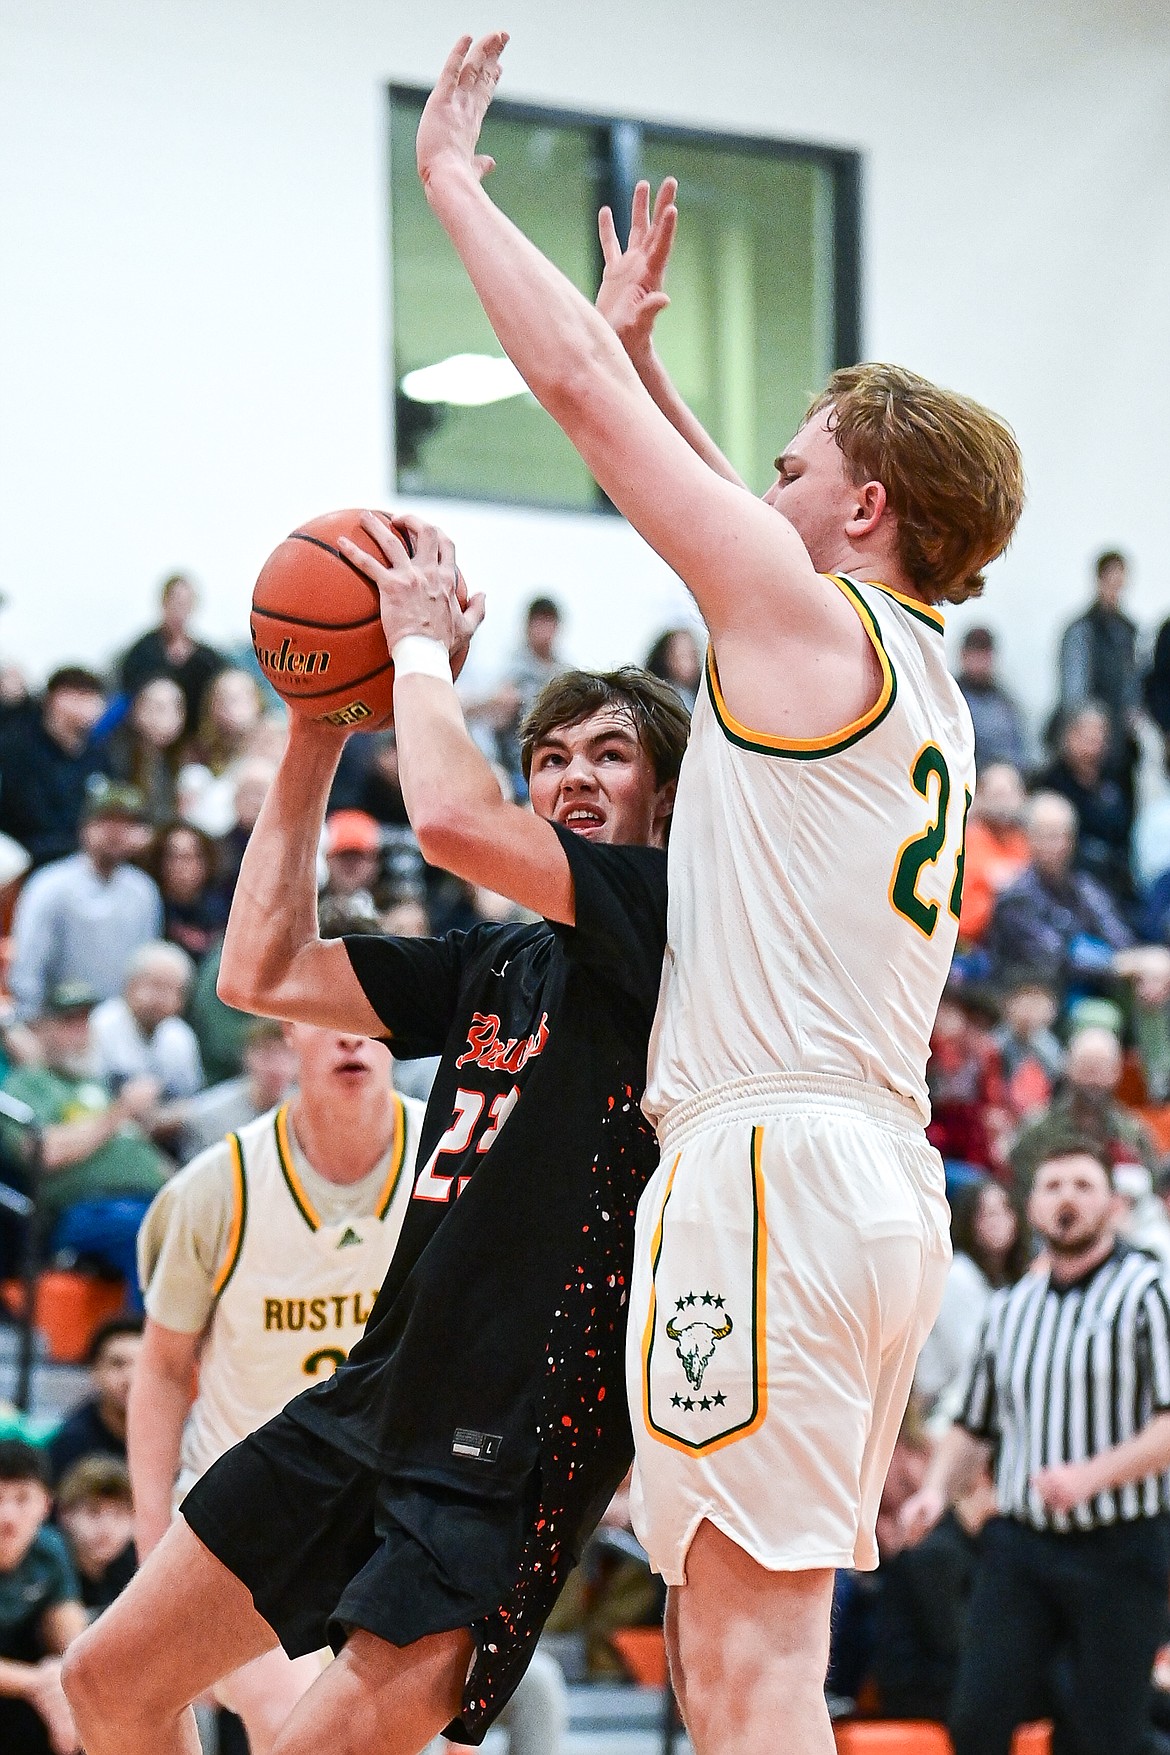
[274,1103,321,1232]
[211,1132,248,1299]
[705,576,896,759]
[864,579,945,633]
[641,1128,769,1455]
[375,1095,408,1220]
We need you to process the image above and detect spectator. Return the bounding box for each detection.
[118,573,225,736]
[204,756,276,910]
[0,667,108,868]
[88,941,203,1103]
[177,669,264,836]
[351,731,412,828]
[484,595,569,781]
[145,822,227,964]
[55,1458,136,1617]
[957,763,1030,944]
[915,1180,1029,1422]
[183,941,253,1088]
[872,1462,999,1722]
[926,986,1010,1180]
[45,1318,143,1485]
[1112,1162,1170,1268]
[1144,611,1170,766]
[0,1438,86,1755]
[8,783,162,1022]
[645,626,703,711]
[1009,1024,1155,1192]
[178,1018,297,1162]
[903,1139,1170,1755]
[984,792,1134,1001]
[96,676,186,825]
[322,810,381,907]
[955,626,1029,772]
[1033,702,1134,902]
[991,975,1064,1120]
[1055,549,1142,804]
[1,989,169,1301]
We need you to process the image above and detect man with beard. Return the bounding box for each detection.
[901,1140,1170,1755]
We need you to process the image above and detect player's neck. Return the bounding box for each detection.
[287,1092,398,1186]
[829,541,922,603]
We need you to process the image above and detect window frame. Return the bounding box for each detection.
[388,85,863,511]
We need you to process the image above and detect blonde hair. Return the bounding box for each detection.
[805,363,1025,606]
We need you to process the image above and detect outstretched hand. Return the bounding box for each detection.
[596,177,679,365]
[337,514,486,680]
[417,31,509,191]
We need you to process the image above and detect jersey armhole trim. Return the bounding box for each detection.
[376,1094,408,1220]
[865,580,946,633]
[704,575,896,759]
[210,1133,248,1301]
[274,1104,321,1232]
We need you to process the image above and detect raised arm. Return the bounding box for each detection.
[416,35,842,652]
[596,177,744,488]
[337,514,578,925]
[215,721,386,1031]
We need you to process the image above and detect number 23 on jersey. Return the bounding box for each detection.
[889,742,972,938]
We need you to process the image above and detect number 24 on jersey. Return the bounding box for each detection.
[889,742,972,938]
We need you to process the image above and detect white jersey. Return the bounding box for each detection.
[644,578,975,1128]
[178,1097,424,1489]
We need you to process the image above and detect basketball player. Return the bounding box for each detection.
[63,520,690,1755]
[408,34,1026,1752]
[129,1015,425,1752]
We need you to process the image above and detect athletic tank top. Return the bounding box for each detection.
[643,578,975,1128]
[178,1096,424,1487]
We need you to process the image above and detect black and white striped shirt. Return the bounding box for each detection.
[959,1243,1170,1531]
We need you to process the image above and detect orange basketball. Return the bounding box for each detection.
[250,509,406,731]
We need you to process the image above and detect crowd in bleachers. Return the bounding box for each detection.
[5,543,1170,1748]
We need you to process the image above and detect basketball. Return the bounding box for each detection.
[250,509,408,731]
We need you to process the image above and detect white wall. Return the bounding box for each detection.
[2,0,1168,719]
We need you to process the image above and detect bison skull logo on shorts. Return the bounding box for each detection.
[665,1302,734,1392]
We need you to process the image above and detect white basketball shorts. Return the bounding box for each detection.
[627,1073,950,1584]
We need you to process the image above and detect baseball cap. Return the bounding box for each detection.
[42,981,99,1017]
[81,777,148,825]
[325,810,381,857]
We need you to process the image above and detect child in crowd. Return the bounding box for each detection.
[992,974,1065,1121]
[0,1438,86,1755]
[55,1457,136,1617]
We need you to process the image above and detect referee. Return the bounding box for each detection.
[901,1136,1170,1755]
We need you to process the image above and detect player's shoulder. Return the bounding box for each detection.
[148,1131,241,1217]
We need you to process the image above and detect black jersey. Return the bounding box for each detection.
[286,825,666,1521]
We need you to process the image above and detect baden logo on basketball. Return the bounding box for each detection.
[253,635,332,677]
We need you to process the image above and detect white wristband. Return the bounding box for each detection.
[391,635,453,684]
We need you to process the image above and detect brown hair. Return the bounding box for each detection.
[949,1180,1031,1288]
[805,362,1025,606]
[519,666,690,792]
[56,1455,133,1511]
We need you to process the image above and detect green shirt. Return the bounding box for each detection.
[1,1066,169,1223]
[0,1525,80,1662]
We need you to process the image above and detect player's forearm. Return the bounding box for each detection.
[218,721,343,1011]
[0,1657,41,1698]
[127,1361,193,1559]
[1085,1410,1170,1494]
[632,347,744,486]
[424,161,641,436]
[395,674,517,872]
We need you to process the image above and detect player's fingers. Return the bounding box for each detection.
[462,592,488,636]
[356,512,410,568]
[436,35,473,93]
[645,206,677,277]
[652,176,679,223]
[474,154,497,179]
[460,29,509,87]
[598,205,620,265]
[335,535,385,583]
[630,178,652,241]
